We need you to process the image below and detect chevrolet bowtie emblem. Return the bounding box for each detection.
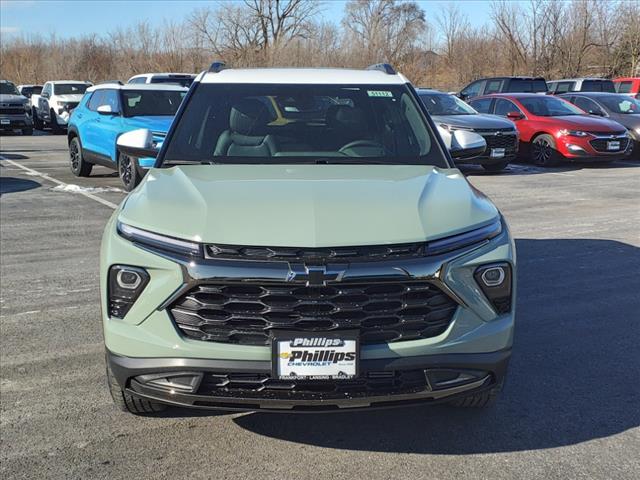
[287,265,345,286]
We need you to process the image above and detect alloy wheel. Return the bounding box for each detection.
[532,138,552,165]
[69,140,80,172]
[119,155,133,187]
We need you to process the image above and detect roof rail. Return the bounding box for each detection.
[208,61,226,73]
[97,80,123,85]
[366,63,396,75]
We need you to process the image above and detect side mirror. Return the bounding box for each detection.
[41,92,49,99]
[588,109,605,117]
[97,104,117,115]
[448,129,487,160]
[117,129,158,159]
[506,111,523,120]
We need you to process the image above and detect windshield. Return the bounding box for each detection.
[507,79,548,93]
[582,80,615,92]
[419,92,477,115]
[54,84,89,95]
[150,77,194,88]
[598,95,640,114]
[162,83,447,167]
[121,90,186,117]
[0,82,20,95]
[519,96,583,116]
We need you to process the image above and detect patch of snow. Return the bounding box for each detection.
[52,184,123,194]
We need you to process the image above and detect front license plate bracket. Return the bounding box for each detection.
[271,331,359,381]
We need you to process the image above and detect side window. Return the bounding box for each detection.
[87,91,105,111]
[494,99,519,117]
[616,81,632,93]
[470,98,492,113]
[101,90,121,112]
[573,97,604,115]
[555,82,573,94]
[484,80,504,94]
[130,77,146,84]
[42,83,52,97]
[461,80,483,98]
[547,82,556,93]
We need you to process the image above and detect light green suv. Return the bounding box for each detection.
[103,63,515,414]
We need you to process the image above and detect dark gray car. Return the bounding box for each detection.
[560,93,640,158]
[0,80,33,135]
[417,89,518,171]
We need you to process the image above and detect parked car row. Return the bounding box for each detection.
[459,75,639,100]
[452,74,638,165]
[2,70,638,188]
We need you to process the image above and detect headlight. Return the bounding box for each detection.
[117,221,201,257]
[426,218,502,255]
[439,123,474,132]
[558,129,590,137]
[108,265,149,318]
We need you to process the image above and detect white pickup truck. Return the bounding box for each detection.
[31,80,92,132]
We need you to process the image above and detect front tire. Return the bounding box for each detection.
[449,378,504,408]
[482,160,509,172]
[106,362,166,415]
[50,109,64,134]
[69,136,93,177]
[118,153,140,191]
[531,134,560,166]
[32,108,43,130]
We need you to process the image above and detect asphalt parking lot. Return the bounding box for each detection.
[1,133,639,480]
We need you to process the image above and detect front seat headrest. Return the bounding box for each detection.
[326,105,368,136]
[230,99,271,136]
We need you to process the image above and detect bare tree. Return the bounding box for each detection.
[343,0,426,66]
[435,2,469,63]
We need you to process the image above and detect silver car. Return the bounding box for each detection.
[417,89,518,171]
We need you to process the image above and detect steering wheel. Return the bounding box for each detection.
[338,140,384,154]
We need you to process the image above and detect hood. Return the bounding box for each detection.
[430,113,516,130]
[124,115,174,133]
[607,112,640,130]
[545,115,627,131]
[0,94,27,105]
[55,94,84,103]
[119,165,499,247]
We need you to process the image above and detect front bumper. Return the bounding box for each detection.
[558,134,633,161]
[0,114,32,129]
[101,211,516,411]
[108,348,511,412]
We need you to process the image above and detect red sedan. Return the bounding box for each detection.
[469,93,632,165]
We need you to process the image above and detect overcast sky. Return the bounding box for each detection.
[0,0,494,40]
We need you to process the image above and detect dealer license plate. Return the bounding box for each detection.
[0,119,9,125]
[607,141,620,151]
[490,148,505,158]
[273,332,359,380]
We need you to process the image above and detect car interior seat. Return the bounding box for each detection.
[214,99,278,157]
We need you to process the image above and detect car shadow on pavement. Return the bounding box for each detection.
[0,176,41,195]
[231,238,640,454]
[461,160,639,177]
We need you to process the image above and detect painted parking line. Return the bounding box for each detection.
[0,155,118,210]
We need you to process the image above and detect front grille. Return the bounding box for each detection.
[204,243,426,262]
[478,132,518,152]
[198,370,429,400]
[0,108,25,115]
[170,280,458,346]
[590,137,629,153]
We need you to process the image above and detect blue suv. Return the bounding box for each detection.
[67,83,187,190]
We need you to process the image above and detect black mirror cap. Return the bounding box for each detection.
[117,144,158,159]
